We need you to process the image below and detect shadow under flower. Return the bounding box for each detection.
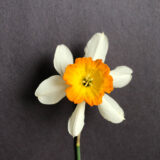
[19,45,90,159]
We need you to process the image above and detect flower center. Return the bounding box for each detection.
[82,77,93,87]
[63,57,113,106]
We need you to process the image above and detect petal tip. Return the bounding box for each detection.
[127,67,133,74]
[34,92,37,97]
[57,44,66,48]
[98,32,108,40]
[34,89,39,97]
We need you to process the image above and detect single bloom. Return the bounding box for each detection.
[35,33,133,137]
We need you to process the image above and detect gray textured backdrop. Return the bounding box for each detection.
[0,0,160,160]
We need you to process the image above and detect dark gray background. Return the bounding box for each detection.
[0,0,160,159]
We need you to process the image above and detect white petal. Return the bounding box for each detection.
[68,102,85,137]
[53,44,73,76]
[84,33,109,62]
[98,94,125,123]
[110,66,133,88]
[35,75,67,104]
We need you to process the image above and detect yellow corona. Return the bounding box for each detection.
[63,57,113,106]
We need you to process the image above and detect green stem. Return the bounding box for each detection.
[76,134,81,160]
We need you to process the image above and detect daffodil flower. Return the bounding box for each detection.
[35,33,133,137]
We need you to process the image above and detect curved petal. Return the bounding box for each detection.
[68,102,85,137]
[84,33,109,62]
[98,94,125,123]
[110,66,133,88]
[54,44,73,76]
[35,75,67,104]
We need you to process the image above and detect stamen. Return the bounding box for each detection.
[82,77,93,87]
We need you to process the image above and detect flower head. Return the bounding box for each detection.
[35,33,133,137]
[63,57,113,106]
